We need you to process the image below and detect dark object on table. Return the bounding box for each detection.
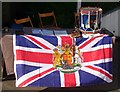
[71,26,82,38]
[2,58,7,79]
[2,74,16,81]
[9,23,24,29]
[99,28,114,37]
[15,30,24,35]
[2,24,25,35]
[9,24,24,35]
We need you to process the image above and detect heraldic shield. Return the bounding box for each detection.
[52,43,84,73]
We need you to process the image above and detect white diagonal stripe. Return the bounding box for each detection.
[24,69,56,87]
[16,64,53,87]
[23,35,46,49]
[81,66,112,83]
[90,65,112,76]
[27,35,56,50]
[80,36,105,51]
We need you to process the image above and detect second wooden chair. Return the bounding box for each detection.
[38,12,59,29]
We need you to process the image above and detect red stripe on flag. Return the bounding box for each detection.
[61,36,73,47]
[83,48,112,62]
[18,68,55,87]
[86,65,112,80]
[26,36,51,50]
[79,35,105,49]
[16,50,53,64]
[64,73,76,87]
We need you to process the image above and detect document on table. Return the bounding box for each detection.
[32,29,43,35]
[54,30,68,36]
[42,29,54,36]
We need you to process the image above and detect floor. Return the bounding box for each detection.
[1,80,120,92]
[1,80,47,92]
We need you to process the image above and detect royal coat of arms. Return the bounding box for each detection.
[52,41,84,73]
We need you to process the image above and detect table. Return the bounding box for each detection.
[1,27,120,90]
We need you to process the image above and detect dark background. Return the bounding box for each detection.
[1,2,120,91]
[2,2,120,28]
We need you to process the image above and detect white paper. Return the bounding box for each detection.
[42,29,54,36]
[32,29,43,35]
[54,30,68,36]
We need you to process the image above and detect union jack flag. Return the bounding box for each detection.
[13,34,112,87]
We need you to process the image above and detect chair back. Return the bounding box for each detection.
[38,12,58,28]
[14,16,33,27]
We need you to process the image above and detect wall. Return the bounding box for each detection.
[2,2,77,28]
[2,3,12,27]
[101,7,120,36]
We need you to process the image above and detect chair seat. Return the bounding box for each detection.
[14,16,33,27]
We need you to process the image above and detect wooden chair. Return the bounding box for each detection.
[14,16,33,27]
[74,12,80,27]
[38,12,59,29]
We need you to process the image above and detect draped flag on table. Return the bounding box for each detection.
[13,34,113,87]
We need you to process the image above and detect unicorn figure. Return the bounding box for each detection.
[74,46,83,67]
